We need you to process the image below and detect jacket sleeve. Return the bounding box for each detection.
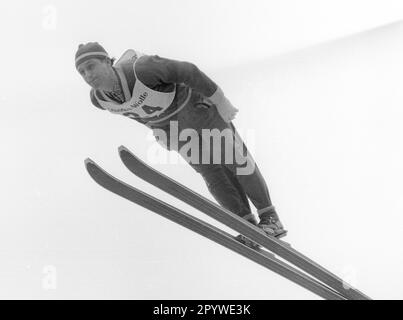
[135,55,219,97]
[90,89,105,110]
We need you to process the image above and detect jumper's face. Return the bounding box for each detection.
[77,58,111,89]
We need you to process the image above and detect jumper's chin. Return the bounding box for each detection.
[89,79,102,90]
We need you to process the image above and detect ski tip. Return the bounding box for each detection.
[84,158,98,176]
[118,145,142,164]
[84,158,100,173]
[118,145,129,154]
[84,158,94,166]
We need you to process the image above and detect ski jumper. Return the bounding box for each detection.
[89,49,275,222]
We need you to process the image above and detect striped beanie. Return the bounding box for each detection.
[75,42,109,69]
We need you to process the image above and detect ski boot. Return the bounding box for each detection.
[258,206,288,239]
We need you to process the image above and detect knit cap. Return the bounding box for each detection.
[75,42,109,68]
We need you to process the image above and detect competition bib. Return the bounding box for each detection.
[94,49,176,121]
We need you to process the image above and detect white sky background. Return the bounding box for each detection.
[0,0,402,299]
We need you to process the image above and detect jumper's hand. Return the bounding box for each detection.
[208,87,239,123]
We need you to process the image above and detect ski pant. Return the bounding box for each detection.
[150,91,275,222]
